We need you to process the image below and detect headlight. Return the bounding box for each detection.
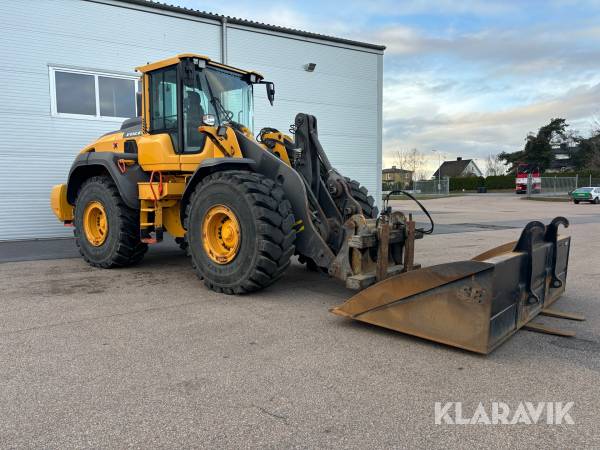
[202,114,216,126]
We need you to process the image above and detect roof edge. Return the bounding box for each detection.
[113,0,386,52]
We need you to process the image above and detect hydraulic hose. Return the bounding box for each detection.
[383,190,434,235]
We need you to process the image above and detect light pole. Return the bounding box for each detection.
[432,149,441,192]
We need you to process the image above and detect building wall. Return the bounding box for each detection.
[227,27,382,198]
[0,0,382,240]
[382,171,412,189]
[464,161,483,177]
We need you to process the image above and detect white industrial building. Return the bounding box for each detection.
[0,0,384,241]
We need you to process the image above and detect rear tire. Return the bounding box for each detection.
[594,197,599,204]
[74,176,147,268]
[184,170,296,294]
[346,178,379,218]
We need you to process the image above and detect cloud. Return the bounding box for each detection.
[173,0,358,35]
[382,82,600,169]
[373,15,600,173]
[172,0,600,176]
[370,23,600,74]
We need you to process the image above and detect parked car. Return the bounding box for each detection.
[570,187,600,204]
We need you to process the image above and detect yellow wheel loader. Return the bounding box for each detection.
[50,54,580,354]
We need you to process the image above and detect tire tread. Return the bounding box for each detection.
[74,176,147,268]
[183,170,295,294]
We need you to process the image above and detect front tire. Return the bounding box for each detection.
[175,237,188,251]
[574,200,580,204]
[74,176,147,268]
[184,170,296,294]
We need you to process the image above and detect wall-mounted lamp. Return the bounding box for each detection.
[304,63,317,72]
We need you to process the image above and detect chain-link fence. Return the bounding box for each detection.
[414,178,449,195]
[382,179,450,196]
[537,177,577,196]
[383,174,599,198]
[382,182,410,193]
[525,175,600,197]
[579,175,600,187]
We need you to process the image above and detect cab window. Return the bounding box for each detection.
[182,73,214,153]
[149,66,178,150]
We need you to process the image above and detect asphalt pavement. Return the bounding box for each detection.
[0,195,599,448]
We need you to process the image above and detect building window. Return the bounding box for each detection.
[55,71,96,116]
[49,66,140,120]
[98,76,137,118]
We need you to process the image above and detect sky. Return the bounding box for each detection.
[173,0,600,174]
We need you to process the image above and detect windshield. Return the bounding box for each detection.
[183,67,253,127]
[181,65,253,152]
[204,68,253,128]
[574,188,593,193]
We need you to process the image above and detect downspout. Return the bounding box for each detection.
[376,53,383,210]
[221,17,228,64]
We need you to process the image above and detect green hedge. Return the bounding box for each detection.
[484,175,514,189]
[449,175,515,191]
[449,177,485,191]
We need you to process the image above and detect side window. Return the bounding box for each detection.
[149,67,178,150]
[183,80,210,152]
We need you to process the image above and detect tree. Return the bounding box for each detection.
[573,130,600,170]
[484,154,506,176]
[394,149,410,171]
[499,118,568,173]
[406,148,427,180]
[392,148,427,184]
[590,115,600,136]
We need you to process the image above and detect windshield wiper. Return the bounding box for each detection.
[203,74,231,124]
[211,97,232,122]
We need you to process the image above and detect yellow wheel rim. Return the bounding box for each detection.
[83,201,108,247]
[202,205,241,264]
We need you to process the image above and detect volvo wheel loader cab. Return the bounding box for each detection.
[51,54,579,354]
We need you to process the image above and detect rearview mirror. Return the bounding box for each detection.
[264,81,275,106]
[136,92,142,117]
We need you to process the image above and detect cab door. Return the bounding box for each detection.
[137,66,180,171]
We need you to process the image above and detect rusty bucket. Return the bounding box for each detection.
[330,217,573,354]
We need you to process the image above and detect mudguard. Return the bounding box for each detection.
[67,152,149,209]
[66,152,147,210]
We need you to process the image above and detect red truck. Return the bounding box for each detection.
[515,163,541,194]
